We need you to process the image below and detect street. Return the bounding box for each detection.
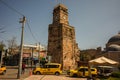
[0,68,87,80]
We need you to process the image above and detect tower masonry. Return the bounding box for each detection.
[48,4,80,70]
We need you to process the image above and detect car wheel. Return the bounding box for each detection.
[36,71,41,75]
[55,72,60,76]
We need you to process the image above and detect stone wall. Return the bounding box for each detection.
[48,4,80,70]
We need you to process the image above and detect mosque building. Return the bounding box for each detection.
[96,32,120,63]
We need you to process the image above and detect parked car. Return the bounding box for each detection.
[69,66,98,77]
[33,63,62,75]
[0,65,6,75]
[96,66,118,77]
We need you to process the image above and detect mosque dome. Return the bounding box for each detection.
[106,32,120,51]
[108,33,120,43]
[107,44,120,51]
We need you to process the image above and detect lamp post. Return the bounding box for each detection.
[0,51,3,68]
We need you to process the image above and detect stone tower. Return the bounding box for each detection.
[48,4,80,70]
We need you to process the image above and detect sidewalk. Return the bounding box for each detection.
[24,75,44,80]
[0,68,32,80]
[20,68,32,80]
[24,75,87,80]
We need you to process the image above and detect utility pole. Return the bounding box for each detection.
[17,16,26,79]
[38,42,40,64]
[0,51,3,68]
[31,47,33,69]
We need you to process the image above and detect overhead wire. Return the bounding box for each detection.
[0,0,39,43]
[0,31,5,33]
[0,27,5,33]
[0,27,4,30]
[0,0,24,16]
[26,20,39,43]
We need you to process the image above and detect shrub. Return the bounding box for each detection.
[111,72,120,78]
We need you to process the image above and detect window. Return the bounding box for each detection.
[79,68,85,71]
[91,69,95,71]
[47,65,59,68]
[79,68,88,72]
[85,68,88,71]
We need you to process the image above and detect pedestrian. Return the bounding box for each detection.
[22,62,26,74]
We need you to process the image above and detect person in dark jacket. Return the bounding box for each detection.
[22,62,26,74]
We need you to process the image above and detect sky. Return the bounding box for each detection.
[0,0,120,50]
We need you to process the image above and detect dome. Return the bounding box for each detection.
[108,33,120,43]
[106,33,120,51]
[108,44,120,51]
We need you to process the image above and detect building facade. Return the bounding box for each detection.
[48,4,80,70]
[3,44,46,66]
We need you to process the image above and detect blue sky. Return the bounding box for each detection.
[0,0,120,50]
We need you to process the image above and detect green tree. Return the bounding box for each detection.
[0,41,5,51]
[7,36,18,55]
[80,51,91,61]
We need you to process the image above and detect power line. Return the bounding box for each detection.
[26,20,38,43]
[0,0,24,16]
[0,0,24,33]
[0,27,5,33]
[0,0,39,43]
[0,27,4,30]
[0,31,5,33]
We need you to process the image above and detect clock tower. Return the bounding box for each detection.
[48,4,80,70]
[53,4,68,25]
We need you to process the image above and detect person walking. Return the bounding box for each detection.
[22,62,26,74]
